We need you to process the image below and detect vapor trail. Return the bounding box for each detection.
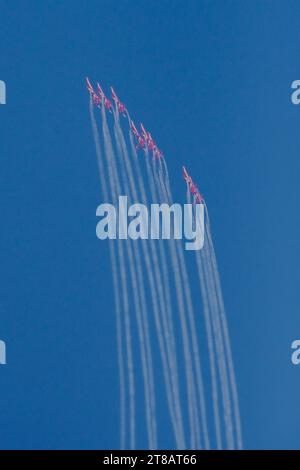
[156,163,210,449]
[200,228,234,449]
[89,99,126,449]
[116,115,184,448]
[128,137,189,449]
[87,80,242,450]
[112,109,157,448]
[149,157,201,449]
[194,248,222,449]
[100,104,136,449]
[183,187,222,448]
[143,150,186,449]
[190,193,241,449]
[204,206,243,449]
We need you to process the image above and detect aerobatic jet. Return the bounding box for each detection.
[153,147,164,159]
[146,131,156,151]
[182,166,204,203]
[111,87,126,115]
[140,123,148,141]
[141,124,155,151]
[140,124,163,158]
[97,83,113,112]
[86,77,101,106]
[130,121,146,150]
[86,77,94,94]
[183,166,192,184]
[136,135,146,150]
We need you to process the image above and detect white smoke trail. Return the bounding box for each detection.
[194,210,229,448]
[115,117,185,448]
[89,90,242,449]
[200,230,234,449]
[185,189,232,448]
[149,156,201,449]
[100,104,136,449]
[156,163,211,449]
[132,148,187,448]
[127,134,191,449]
[177,252,210,450]
[169,194,211,450]
[89,98,126,449]
[112,109,157,448]
[189,193,242,449]
[195,250,223,448]
[182,187,222,449]
[204,206,243,449]
[142,150,186,449]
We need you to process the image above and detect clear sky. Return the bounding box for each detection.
[0,0,300,449]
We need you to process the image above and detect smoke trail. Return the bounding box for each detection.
[130,144,186,449]
[200,227,234,449]
[189,193,241,449]
[156,162,211,449]
[170,195,210,450]
[100,104,136,449]
[142,150,186,449]
[112,109,157,448]
[192,203,227,449]
[184,187,230,448]
[88,83,242,450]
[148,156,201,449]
[115,115,185,448]
[89,98,126,449]
[195,249,222,448]
[127,133,192,448]
[195,253,223,448]
[204,206,243,449]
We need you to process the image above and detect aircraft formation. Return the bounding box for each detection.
[87,77,204,202]
[86,76,243,451]
[86,77,163,160]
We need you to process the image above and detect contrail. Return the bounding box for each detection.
[194,243,222,449]
[89,98,126,449]
[150,158,200,449]
[127,134,188,449]
[142,149,186,449]
[204,206,243,449]
[191,201,225,449]
[100,103,136,449]
[130,140,186,448]
[200,225,234,449]
[185,181,242,449]
[155,161,210,449]
[189,190,233,449]
[112,109,157,448]
[116,112,185,448]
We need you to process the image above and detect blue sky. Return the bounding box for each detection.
[0,0,300,449]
